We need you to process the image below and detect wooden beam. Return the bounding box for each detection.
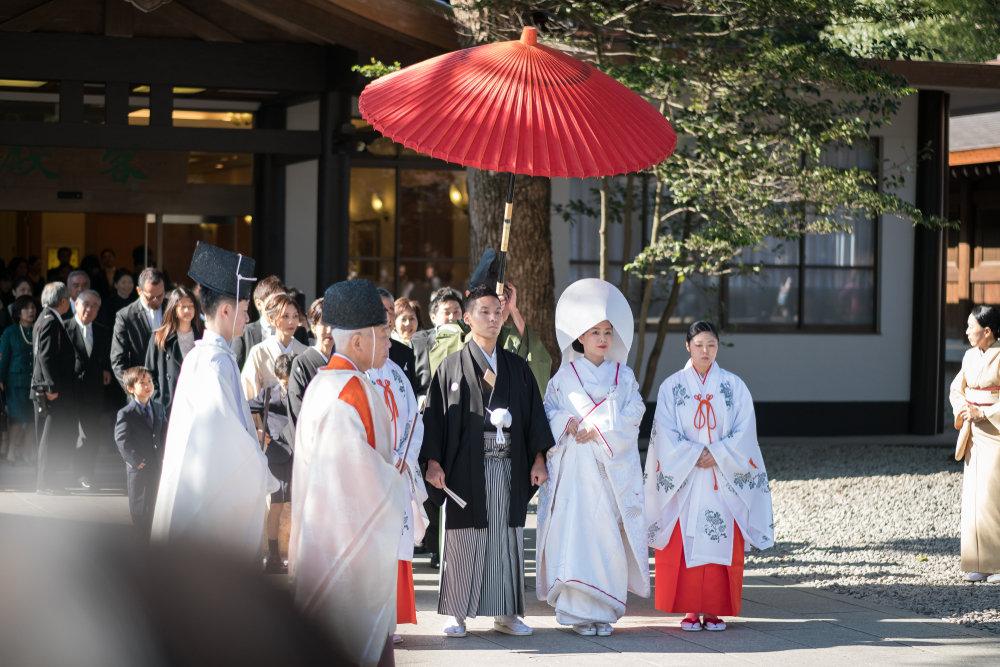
[321,0,458,51]
[216,0,439,63]
[149,83,173,128]
[59,80,84,124]
[161,2,241,43]
[0,122,321,155]
[950,146,1000,166]
[105,81,129,126]
[0,184,254,216]
[0,0,77,32]
[213,0,325,44]
[0,32,330,93]
[104,0,135,38]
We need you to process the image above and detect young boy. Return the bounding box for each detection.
[114,366,166,537]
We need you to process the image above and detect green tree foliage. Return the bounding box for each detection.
[465,0,962,396]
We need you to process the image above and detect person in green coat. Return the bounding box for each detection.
[428,249,552,395]
[0,295,38,464]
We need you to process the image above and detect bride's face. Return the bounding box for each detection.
[577,320,613,360]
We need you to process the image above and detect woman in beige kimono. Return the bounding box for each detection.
[950,304,1000,583]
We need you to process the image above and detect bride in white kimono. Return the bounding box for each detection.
[644,321,773,632]
[536,279,649,637]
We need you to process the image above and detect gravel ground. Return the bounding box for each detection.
[746,441,1000,632]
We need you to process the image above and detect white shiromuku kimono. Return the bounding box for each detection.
[537,358,649,625]
[368,358,428,560]
[644,361,774,565]
[151,330,279,559]
[289,355,406,667]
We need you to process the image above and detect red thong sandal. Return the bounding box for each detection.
[703,616,727,631]
[680,613,702,632]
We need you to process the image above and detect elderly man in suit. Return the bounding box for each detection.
[111,267,165,390]
[32,282,77,494]
[65,269,91,321]
[65,289,113,490]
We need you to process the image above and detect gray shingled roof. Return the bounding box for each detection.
[952,111,1000,151]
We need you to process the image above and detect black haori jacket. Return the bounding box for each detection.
[420,343,554,530]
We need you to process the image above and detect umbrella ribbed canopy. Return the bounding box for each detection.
[358,27,676,178]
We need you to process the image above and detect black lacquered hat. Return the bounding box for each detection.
[322,279,387,329]
[187,241,256,301]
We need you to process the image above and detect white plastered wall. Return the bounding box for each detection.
[550,95,919,402]
[284,101,320,303]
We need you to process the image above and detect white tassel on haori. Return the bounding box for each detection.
[488,407,512,444]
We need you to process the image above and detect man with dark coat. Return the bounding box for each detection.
[420,285,554,638]
[64,289,113,489]
[32,282,78,494]
[111,267,165,389]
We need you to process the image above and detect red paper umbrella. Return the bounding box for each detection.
[359,26,676,292]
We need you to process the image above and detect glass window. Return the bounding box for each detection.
[349,168,396,289]
[398,169,470,320]
[726,268,799,325]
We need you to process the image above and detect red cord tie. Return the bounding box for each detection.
[375,378,399,445]
[749,458,758,469]
[693,393,717,443]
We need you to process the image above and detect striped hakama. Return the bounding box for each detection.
[438,432,525,619]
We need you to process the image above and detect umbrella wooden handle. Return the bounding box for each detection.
[496,172,516,295]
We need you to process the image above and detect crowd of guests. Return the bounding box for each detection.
[0,246,466,506]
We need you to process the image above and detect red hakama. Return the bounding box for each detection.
[654,521,744,616]
[396,560,417,624]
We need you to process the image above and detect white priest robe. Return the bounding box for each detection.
[368,359,428,561]
[151,330,279,559]
[536,359,649,625]
[289,354,406,667]
[644,361,774,565]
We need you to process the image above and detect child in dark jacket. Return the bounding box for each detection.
[114,366,166,536]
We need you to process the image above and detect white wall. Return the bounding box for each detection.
[550,95,920,402]
[284,101,320,302]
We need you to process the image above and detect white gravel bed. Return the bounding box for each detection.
[747,442,1000,632]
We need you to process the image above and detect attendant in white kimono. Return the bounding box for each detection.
[368,356,427,642]
[537,279,648,637]
[949,305,1000,583]
[644,321,773,632]
[289,279,407,667]
[151,242,279,560]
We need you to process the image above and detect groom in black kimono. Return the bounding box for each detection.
[421,284,553,638]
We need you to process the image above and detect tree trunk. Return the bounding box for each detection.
[633,177,664,375]
[620,174,634,295]
[640,272,682,399]
[468,168,559,367]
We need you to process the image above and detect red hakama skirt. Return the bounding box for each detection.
[396,560,417,624]
[654,521,744,616]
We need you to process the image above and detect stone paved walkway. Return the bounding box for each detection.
[2,458,999,665]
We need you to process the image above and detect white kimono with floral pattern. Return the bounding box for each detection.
[644,362,773,566]
[537,359,649,625]
[368,359,428,561]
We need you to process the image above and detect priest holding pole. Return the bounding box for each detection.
[289,279,407,666]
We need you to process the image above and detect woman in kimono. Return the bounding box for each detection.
[241,293,308,400]
[241,292,307,573]
[536,279,648,637]
[367,354,427,643]
[644,321,773,632]
[949,305,1000,583]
